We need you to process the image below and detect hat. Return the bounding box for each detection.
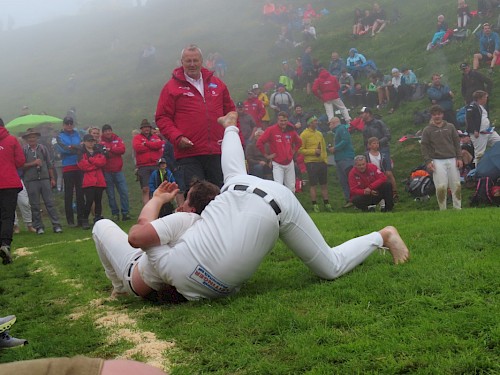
[236,101,244,108]
[277,83,285,88]
[22,128,41,139]
[157,157,167,165]
[63,116,74,125]
[307,116,317,125]
[359,107,373,114]
[83,134,96,142]
[460,62,469,70]
[140,119,152,128]
[252,83,259,90]
[391,68,399,74]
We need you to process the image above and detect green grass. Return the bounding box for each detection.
[1,0,500,373]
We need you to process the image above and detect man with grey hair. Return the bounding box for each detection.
[155,44,237,188]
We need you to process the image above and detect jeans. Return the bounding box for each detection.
[335,159,354,201]
[104,171,130,215]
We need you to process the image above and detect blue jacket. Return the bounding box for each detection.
[480,31,500,55]
[55,130,81,167]
[427,84,453,111]
[148,168,175,197]
[328,58,345,77]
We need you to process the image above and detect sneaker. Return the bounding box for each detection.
[53,226,63,234]
[121,214,131,221]
[343,202,353,208]
[324,203,333,212]
[313,204,320,213]
[367,205,377,212]
[0,331,28,348]
[13,225,20,234]
[0,316,16,333]
[36,228,45,235]
[112,214,120,222]
[0,246,12,265]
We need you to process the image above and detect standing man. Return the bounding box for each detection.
[427,73,456,126]
[0,118,25,264]
[100,124,131,222]
[421,105,463,210]
[55,116,84,227]
[473,23,500,74]
[460,62,493,106]
[236,101,257,146]
[256,111,302,192]
[252,84,271,128]
[465,90,500,163]
[328,52,345,78]
[312,68,351,122]
[155,44,236,188]
[269,83,295,119]
[243,90,266,129]
[289,104,309,134]
[21,129,62,234]
[299,116,332,212]
[132,119,164,205]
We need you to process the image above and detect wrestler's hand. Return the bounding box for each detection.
[153,181,179,204]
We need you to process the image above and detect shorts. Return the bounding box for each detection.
[137,165,156,188]
[306,162,328,186]
[0,356,104,375]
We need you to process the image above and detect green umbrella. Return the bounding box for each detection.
[5,114,63,133]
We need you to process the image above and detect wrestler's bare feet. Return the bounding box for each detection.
[110,289,128,299]
[217,111,238,128]
[379,226,410,264]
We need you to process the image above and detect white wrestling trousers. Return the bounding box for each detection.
[271,160,296,192]
[222,126,383,280]
[431,158,461,210]
[324,98,351,122]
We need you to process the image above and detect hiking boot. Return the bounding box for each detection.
[0,331,28,348]
[343,202,353,208]
[36,228,45,235]
[324,203,333,212]
[81,220,91,230]
[121,214,131,221]
[53,226,63,234]
[112,214,120,222]
[1,246,13,265]
[0,316,16,333]
[313,204,320,213]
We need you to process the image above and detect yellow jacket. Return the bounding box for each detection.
[299,127,327,163]
[258,92,270,122]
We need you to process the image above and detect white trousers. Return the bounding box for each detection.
[324,98,351,122]
[14,180,32,227]
[272,160,296,192]
[432,158,461,210]
[471,132,500,163]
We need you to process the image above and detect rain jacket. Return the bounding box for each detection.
[100,133,125,173]
[0,126,25,190]
[312,69,341,102]
[77,150,107,188]
[256,123,302,165]
[348,163,387,198]
[132,133,164,167]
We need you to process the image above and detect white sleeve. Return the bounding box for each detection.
[150,212,201,245]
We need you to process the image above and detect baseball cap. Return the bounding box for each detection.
[277,83,285,88]
[83,134,95,142]
[157,157,167,165]
[391,68,399,74]
[63,116,74,125]
[460,62,469,70]
[359,107,373,114]
[252,83,259,90]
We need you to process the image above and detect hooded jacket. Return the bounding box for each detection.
[0,126,25,190]
[77,149,107,188]
[155,67,236,160]
[312,69,341,102]
[100,133,125,173]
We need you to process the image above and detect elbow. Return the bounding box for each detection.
[128,229,142,249]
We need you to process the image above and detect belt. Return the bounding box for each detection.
[224,184,281,216]
[127,254,143,296]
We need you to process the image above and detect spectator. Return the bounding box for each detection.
[371,3,388,36]
[427,73,456,125]
[366,74,381,108]
[302,46,315,95]
[270,83,295,118]
[473,23,500,74]
[78,134,107,229]
[279,60,295,92]
[351,82,367,108]
[364,136,394,208]
[465,90,500,163]
[100,124,130,222]
[21,129,62,235]
[348,155,394,212]
[214,52,227,78]
[289,104,309,134]
[421,105,463,210]
[339,68,355,101]
[50,129,64,191]
[55,116,85,227]
[328,52,346,78]
[155,44,236,188]
[387,68,407,114]
[401,67,418,97]
[0,118,25,265]
[427,15,449,50]
[457,0,471,29]
[13,180,36,234]
[299,116,332,212]
[252,83,271,127]
[132,119,165,205]
[326,117,355,208]
[256,111,302,192]
[352,8,364,38]
[312,68,351,122]
[246,128,272,179]
[236,101,257,146]
[359,9,374,36]
[243,90,266,129]
[149,157,176,217]
[460,62,493,106]
[346,48,376,79]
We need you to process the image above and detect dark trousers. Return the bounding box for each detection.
[0,188,20,247]
[351,181,394,211]
[178,155,224,188]
[83,187,105,221]
[63,170,85,225]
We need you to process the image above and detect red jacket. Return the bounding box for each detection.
[100,133,125,173]
[155,66,236,160]
[312,69,341,102]
[0,127,25,190]
[77,151,107,188]
[243,97,266,128]
[256,123,302,165]
[348,163,387,199]
[132,133,164,167]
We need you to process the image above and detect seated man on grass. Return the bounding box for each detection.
[93,112,409,303]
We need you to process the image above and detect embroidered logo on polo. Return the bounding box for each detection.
[208,83,218,89]
[189,264,231,295]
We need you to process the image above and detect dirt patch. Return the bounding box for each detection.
[15,247,33,256]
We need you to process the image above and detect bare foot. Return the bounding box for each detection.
[110,289,128,299]
[217,111,238,128]
[379,226,410,264]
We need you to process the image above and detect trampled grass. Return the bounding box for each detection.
[1,209,498,373]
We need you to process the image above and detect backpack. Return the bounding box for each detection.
[413,109,431,125]
[456,106,467,129]
[405,167,435,198]
[470,177,494,206]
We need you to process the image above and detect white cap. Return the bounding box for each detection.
[252,84,259,89]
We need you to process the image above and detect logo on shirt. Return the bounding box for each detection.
[208,83,218,89]
[183,92,195,97]
[179,86,191,91]
[189,264,231,295]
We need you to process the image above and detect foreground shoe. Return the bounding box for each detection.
[0,316,16,333]
[121,214,131,221]
[324,203,333,212]
[0,246,13,265]
[313,204,320,213]
[36,228,45,235]
[0,331,28,348]
[53,226,63,234]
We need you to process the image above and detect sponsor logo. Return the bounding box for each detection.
[208,83,218,89]
[183,92,195,97]
[179,86,191,90]
[189,264,231,295]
